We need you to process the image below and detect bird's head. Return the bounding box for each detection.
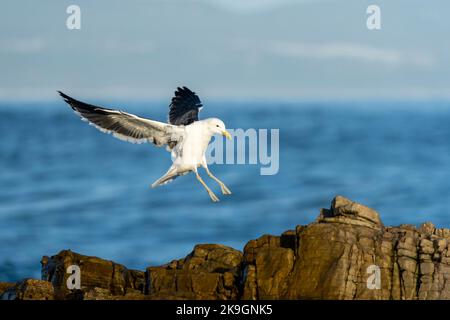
[206,118,231,140]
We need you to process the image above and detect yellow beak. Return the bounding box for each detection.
[222,130,232,140]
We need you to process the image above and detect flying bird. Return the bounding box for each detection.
[58,87,232,202]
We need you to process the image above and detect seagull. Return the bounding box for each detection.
[58,87,232,202]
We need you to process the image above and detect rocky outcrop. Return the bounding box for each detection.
[2,195,450,300]
[146,244,243,299]
[40,249,146,300]
[1,279,54,300]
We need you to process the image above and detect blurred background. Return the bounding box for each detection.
[0,0,449,281]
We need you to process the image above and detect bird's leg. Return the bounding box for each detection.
[195,172,220,202]
[205,167,232,195]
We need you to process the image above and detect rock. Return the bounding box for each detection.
[146,244,243,299]
[252,247,294,299]
[317,195,382,229]
[0,282,15,297]
[420,222,436,235]
[1,279,54,300]
[420,239,434,254]
[243,196,450,300]
[81,287,148,300]
[242,233,295,299]
[41,249,145,300]
[2,196,450,300]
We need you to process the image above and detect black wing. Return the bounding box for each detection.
[58,91,183,147]
[168,86,203,126]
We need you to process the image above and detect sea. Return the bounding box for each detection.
[0,100,449,281]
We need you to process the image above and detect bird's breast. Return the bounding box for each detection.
[175,125,212,165]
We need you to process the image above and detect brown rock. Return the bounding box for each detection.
[317,195,382,230]
[146,244,243,299]
[1,279,54,300]
[253,247,294,299]
[242,196,450,300]
[420,222,436,235]
[41,249,145,299]
[0,282,14,296]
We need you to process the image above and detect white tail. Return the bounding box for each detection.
[151,166,179,188]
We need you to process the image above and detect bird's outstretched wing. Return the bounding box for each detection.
[168,86,203,126]
[59,91,183,147]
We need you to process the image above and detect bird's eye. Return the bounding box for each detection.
[216,125,219,127]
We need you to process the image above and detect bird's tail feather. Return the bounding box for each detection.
[151,167,179,188]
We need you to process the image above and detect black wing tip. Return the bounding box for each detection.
[174,86,200,100]
[57,91,74,109]
[57,90,66,99]
[175,86,194,95]
[57,91,94,113]
[57,90,74,103]
[172,86,201,103]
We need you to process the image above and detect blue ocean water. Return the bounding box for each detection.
[0,100,449,282]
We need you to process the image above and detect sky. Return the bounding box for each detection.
[1,0,450,101]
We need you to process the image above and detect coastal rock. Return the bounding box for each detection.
[41,249,145,299]
[0,282,14,296]
[2,195,450,300]
[146,244,243,299]
[240,196,450,300]
[242,234,295,299]
[317,195,382,229]
[1,279,54,300]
